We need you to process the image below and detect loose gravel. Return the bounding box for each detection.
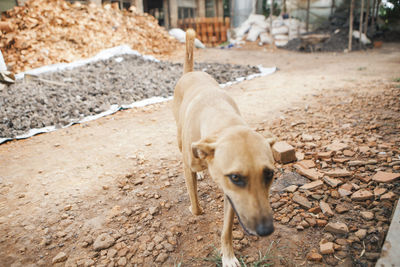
[0,55,260,138]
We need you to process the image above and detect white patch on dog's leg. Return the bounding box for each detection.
[222,255,240,267]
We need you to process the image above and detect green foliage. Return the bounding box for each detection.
[379,0,400,25]
[262,1,281,17]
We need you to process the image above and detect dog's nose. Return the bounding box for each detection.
[256,222,274,236]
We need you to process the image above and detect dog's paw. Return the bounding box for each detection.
[222,255,240,267]
[189,205,203,216]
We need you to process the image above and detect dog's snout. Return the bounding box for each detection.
[256,221,274,236]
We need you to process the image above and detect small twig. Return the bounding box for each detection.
[359,240,366,258]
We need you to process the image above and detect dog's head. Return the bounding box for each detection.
[192,126,276,236]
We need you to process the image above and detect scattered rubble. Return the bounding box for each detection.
[266,82,399,265]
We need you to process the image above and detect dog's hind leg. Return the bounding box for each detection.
[184,164,203,215]
[221,195,240,267]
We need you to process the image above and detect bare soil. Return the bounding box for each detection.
[0,43,399,267]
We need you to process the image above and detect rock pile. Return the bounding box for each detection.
[265,82,400,265]
[0,0,179,73]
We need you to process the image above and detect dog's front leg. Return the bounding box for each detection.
[221,195,240,267]
[183,165,203,215]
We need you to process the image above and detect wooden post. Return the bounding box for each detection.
[306,0,311,32]
[197,0,206,17]
[359,0,364,49]
[271,0,274,18]
[170,0,178,28]
[370,0,376,32]
[216,0,224,17]
[348,0,355,51]
[163,0,170,28]
[364,0,370,35]
[331,0,335,16]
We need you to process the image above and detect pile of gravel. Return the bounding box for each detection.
[0,54,260,138]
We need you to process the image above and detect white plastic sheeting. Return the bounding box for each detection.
[0,46,276,144]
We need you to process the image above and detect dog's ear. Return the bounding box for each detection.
[192,137,217,159]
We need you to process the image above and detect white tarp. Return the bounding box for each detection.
[0,46,276,144]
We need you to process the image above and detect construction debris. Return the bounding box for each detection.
[0,0,180,73]
[233,14,306,47]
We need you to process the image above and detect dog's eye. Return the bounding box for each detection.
[227,174,246,187]
[263,169,274,185]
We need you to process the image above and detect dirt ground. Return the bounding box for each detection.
[0,43,399,267]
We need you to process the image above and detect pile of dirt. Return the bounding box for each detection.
[0,54,260,139]
[0,0,180,73]
[284,28,368,52]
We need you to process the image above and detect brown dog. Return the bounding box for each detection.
[172,29,276,267]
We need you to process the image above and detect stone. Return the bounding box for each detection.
[292,193,313,209]
[323,176,343,187]
[325,222,349,234]
[343,150,355,157]
[284,185,298,193]
[232,230,244,240]
[293,164,323,181]
[117,257,127,266]
[301,134,314,142]
[381,191,396,201]
[335,204,349,214]
[316,219,328,227]
[155,252,169,263]
[299,180,324,191]
[318,151,335,159]
[338,188,352,197]
[360,211,374,220]
[272,141,297,164]
[52,252,68,263]
[93,233,115,251]
[348,160,366,167]
[358,146,370,153]
[306,252,323,261]
[326,141,349,152]
[320,242,335,254]
[372,171,400,183]
[374,187,387,196]
[149,206,159,215]
[355,229,367,240]
[297,160,316,169]
[325,168,352,177]
[351,189,374,201]
[320,201,334,217]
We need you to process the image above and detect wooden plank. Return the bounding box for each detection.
[348,0,355,51]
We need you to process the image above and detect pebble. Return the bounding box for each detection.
[284,185,298,193]
[292,193,313,209]
[381,191,396,200]
[155,252,169,263]
[320,241,335,254]
[325,222,349,234]
[149,206,159,215]
[299,180,324,191]
[360,211,374,221]
[372,171,400,183]
[323,176,343,187]
[351,189,374,201]
[324,168,352,177]
[355,229,367,240]
[93,233,115,251]
[52,252,68,263]
[320,201,334,217]
[293,165,322,181]
[306,252,323,262]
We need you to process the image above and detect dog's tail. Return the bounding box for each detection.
[183,29,195,74]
